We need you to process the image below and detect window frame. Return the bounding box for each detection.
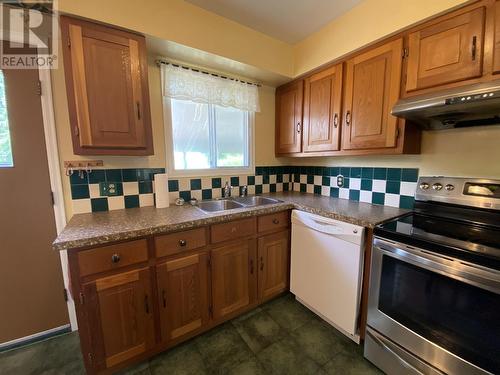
[163,98,255,177]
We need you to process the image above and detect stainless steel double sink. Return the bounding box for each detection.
[196,196,282,213]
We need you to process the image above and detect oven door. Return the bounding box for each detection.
[368,237,500,375]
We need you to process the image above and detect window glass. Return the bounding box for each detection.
[169,99,251,172]
[0,70,13,168]
[215,105,248,167]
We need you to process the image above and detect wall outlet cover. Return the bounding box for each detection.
[99,182,120,196]
[337,175,344,188]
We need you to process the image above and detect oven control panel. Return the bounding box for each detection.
[416,176,500,210]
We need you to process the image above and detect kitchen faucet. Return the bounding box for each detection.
[223,181,232,198]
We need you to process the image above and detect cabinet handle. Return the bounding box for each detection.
[260,256,264,271]
[333,113,338,128]
[272,219,279,224]
[136,102,141,120]
[179,239,187,247]
[144,294,150,314]
[162,290,167,308]
[296,122,301,133]
[345,111,351,126]
[250,259,254,274]
[111,253,120,263]
[471,36,477,61]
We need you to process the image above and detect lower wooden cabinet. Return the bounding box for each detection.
[156,251,210,343]
[257,231,290,301]
[211,239,257,320]
[82,267,155,371]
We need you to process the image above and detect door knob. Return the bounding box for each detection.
[111,254,121,263]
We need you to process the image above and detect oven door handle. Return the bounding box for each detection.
[374,239,500,294]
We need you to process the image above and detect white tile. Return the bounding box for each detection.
[247,185,255,195]
[276,183,283,192]
[168,191,179,203]
[201,177,212,189]
[314,175,322,185]
[300,174,307,184]
[108,196,125,211]
[72,199,91,214]
[400,182,417,197]
[269,175,277,184]
[255,175,263,185]
[178,178,190,191]
[321,186,330,197]
[385,193,400,208]
[191,190,202,201]
[339,188,350,199]
[372,179,387,193]
[293,182,300,191]
[212,188,221,199]
[262,184,270,193]
[349,178,361,190]
[282,174,289,183]
[139,193,154,207]
[330,177,337,187]
[88,184,100,198]
[123,181,139,196]
[240,175,248,185]
[360,190,373,203]
[306,184,314,194]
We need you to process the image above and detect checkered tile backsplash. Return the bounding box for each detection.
[69,166,418,214]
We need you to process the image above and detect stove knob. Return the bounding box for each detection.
[419,182,430,190]
[445,184,455,191]
[432,183,443,191]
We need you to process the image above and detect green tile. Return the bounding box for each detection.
[202,189,212,200]
[255,185,263,194]
[263,175,270,184]
[179,191,191,201]
[349,190,360,201]
[212,178,222,188]
[168,180,179,192]
[300,184,307,193]
[361,167,373,179]
[137,169,154,181]
[91,198,108,212]
[373,168,387,180]
[139,181,153,194]
[150,340,207,375]
[232,309,287,354]
[190,179,201,190]
[402,168,419,182]
[322,176,330,186]
[105,169,122,182]
[231,176,240,186]
[247,176,255,185]
[372,192,385,205]
[257,335,325,375]
[307,175,314,184]
[340,167,350,177]
[314,185,322,195]
[124,195,139,208]
[399,195,415,209]
[270,184,277,193]
[350,167,361,178]
[277,174,283,183]
[122,169,138,182]
[262,294,316,332]
[88,170,105,184]
[71,185,89,200]
[386,168,402,181]
[361,179,372,191]
[386,180,400,194]
[330,187,339,198]
[69,171,88,185]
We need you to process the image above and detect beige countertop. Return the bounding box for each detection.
[53,191,409,251]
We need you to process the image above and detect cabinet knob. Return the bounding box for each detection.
[333,113,339,128]
[111,253,121,263]
[179,239,187,247]
[345,111,351,126]
[296,122,301,133]
[272,219,280,224]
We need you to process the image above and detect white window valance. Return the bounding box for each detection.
[160,63,260,112]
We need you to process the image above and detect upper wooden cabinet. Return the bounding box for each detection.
[61,17,153,155]
[405,7,485,93]
[493,1,500,74]
[275,81,303,154]
[342,39,403,150]
[302,64,343,152]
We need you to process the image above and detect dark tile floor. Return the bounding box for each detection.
[0,294,382,375]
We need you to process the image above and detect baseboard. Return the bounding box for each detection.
[0,325,71,352]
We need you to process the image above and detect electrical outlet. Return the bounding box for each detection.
[336,175,344,188]
[99,182,120,196]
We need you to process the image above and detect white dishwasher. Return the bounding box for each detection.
[290,210,365,343]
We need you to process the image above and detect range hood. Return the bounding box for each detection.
[392,80,500,130]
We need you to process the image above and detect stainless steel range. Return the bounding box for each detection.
[364,177,500,375]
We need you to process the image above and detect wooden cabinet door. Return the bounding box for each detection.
[156,252,210,343]
[61,17,153,155]
[275,81,303,154]
[211,239,257,320]
[83,268,155,371]
[257,231,290,302]
[303,64,343,152]
[493,1,500,74]
[406,7,485,92]
[342,39,403,150]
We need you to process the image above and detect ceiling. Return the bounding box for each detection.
[184,0,363,44]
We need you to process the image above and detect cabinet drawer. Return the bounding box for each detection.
[211,218,256,243]
[78,239,148,277]
[258,211,289,233]
[155,228,207,258]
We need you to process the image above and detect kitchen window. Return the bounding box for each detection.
[0,70,13,168]
[161,61,259,177]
